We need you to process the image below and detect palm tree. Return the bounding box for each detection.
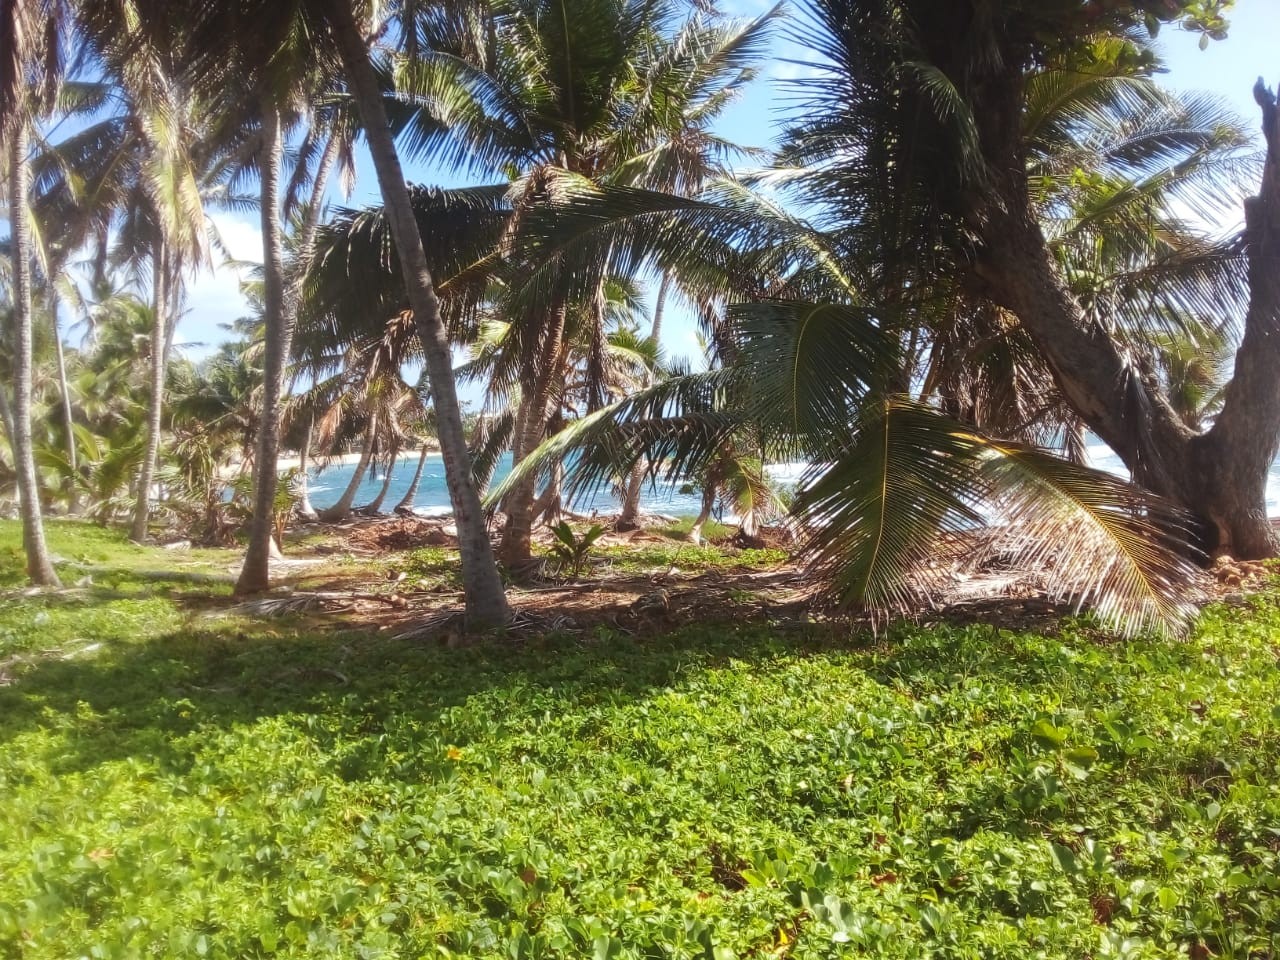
[1,0,64,586]
[79,0,508,624]
[235,36,351,592]
[387,0,776,564]
[767,0,1275,558]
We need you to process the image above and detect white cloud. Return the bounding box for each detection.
[172,211,262,360]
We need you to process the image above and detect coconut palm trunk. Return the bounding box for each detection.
[500,300,568,565]
[360,443,399,514]
[980,138,1280,556]
[130,236,168,542]
[687,483,716,546]
[237,104,289,593]
[47,289,79,510]
[617,271,670,531]
[6,125,60,586]
[296,414,318,520]
[318,414,377,522]
[326,0,508,626]
[395,443,431,513]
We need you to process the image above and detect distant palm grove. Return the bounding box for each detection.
[3,0,1278,634]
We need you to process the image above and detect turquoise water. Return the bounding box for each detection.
[305,446,1280,518]
[305,451,774,518]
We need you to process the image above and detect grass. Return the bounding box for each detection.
[594,542,788,574]
[1,521,1279,958]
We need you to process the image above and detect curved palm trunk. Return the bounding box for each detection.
[974,75,1280,559]
[395,443,431,513]
[237,103,288,594]
[500,301,568,565]
[534,460,564,524]
[617,271,670,531]
[687,483,716,546]
[328,0,508,627]
[296,414,318,520]
[360,443,399,514]
[318,415,377,522]
[49,290,79,511]
[7,126,60,586]
[130,237,168,542]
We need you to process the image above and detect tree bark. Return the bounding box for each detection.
[499,300,568,565]
[327,0,509,627]
[971,72,1280,558]
[1179,82,1280,557]
[7,125,60,585]
[130,234,168,542]
[296,413,318,520]
[687,483,716,546]
[318,414,377,522]
[534,459,564,524]
[617,271,670,531]
[49,289,79,512]
[237,102,288,594]
[395,443,431,513]
[360,442,399,514]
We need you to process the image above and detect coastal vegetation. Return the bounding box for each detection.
[2,520,1279,957]
[2,1,1280,952]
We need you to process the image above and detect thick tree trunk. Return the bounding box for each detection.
[237,103,288,594]
[1181,83,1280,557]
[972,75,1280,558]
[395,443,431,513]
[328,0,509,627]
[360,443,399,514]
[296,414,318,521]
[500,301,568,565]
[130,237,168,542]
[318,415,377,522]
[7,127,60,586]
[617,271,670,531]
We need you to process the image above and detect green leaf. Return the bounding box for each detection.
[1064,746,1099,768]
[1031,719,1068,749]
[1049,843,1079,875]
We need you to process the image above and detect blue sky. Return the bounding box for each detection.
[178,0,1280,401]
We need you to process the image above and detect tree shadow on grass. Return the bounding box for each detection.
[0,587,1208,791]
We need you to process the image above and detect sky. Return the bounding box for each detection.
[175,0,1280,396]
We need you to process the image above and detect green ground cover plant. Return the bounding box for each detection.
[0,521,1277,958]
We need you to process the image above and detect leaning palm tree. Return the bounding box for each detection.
[388,0,776,564]
[81,0,509,626]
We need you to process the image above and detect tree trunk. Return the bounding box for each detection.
[395,443,431,513]
[500,300,568,565]
[130,236,168,542]
[617,271,670,531]
[534,459,564,524]
[1180,82,1280,557]
[6,126,60,586]
[971,74,1280,559]
[297,413,318,520]
[237,103,289,594]
[360,442,399,514]
[327,0,508,627]
[318,414,377,522]
[49,290,79,512]
[687,483,716,546]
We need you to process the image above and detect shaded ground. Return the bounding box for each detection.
[1,518,1278,958]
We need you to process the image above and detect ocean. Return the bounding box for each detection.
[304,451,810,519]
[303,446,1280,518]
